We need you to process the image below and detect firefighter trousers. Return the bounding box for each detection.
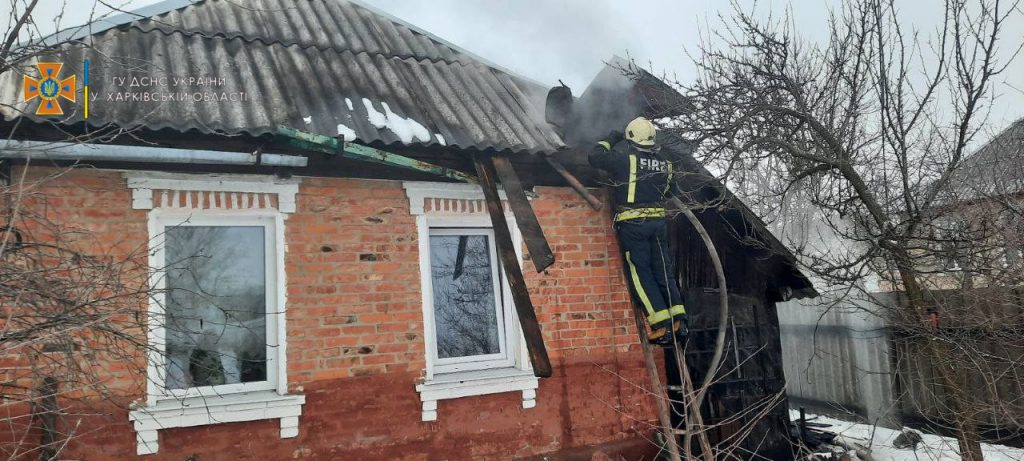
[615,217,687,331]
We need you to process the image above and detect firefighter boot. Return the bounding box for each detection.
[648,326,670,347]
[648,321,684,348]
[674,317,689,342]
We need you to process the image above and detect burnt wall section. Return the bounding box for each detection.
[666,291,794,460]
[671,209,775,299]
[666,207,796,460]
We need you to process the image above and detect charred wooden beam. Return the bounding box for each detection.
[491,155,555,272]
[474,154,552,378]
[544,156,603,210]
[275,127,477,183]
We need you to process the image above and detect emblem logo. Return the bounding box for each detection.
[23,62,77,116]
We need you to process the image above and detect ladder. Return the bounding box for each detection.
[630,309,712,461]
[611,207,728,460]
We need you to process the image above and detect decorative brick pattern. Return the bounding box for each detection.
[150,189,278,210]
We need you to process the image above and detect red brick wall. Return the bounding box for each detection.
[3,167,657,460]
[0,167,150,398]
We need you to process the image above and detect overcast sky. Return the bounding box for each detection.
[6,0,1024,134]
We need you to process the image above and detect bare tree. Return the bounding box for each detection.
[669,0,1023,459]
[1,166,151,460]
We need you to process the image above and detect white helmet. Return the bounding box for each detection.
[625,117,656,147]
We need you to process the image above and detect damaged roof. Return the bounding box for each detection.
[0,0,564,154]
[562,59,816,299]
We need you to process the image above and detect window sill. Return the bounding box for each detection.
[128,391,305,455]
[415,368,538,422]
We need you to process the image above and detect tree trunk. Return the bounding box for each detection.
[35,377,58,461]
[893,252,985,460]
[956,416,985,461]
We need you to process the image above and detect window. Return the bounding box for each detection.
[427,229,514,373]
[1004,247,1023,268]
[159,218,276,395]
[126,173,303,456]
[934,217,968,271]
[404,182,538,422]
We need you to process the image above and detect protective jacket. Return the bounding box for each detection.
[588,133,687,338]
[588,134,677,218]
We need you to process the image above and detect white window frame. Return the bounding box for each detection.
[425,225,516,374]
[148,211,283,399]
[126,172,303,456]
[404,182,538,422]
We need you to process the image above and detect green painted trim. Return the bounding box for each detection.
[275,127,477,183]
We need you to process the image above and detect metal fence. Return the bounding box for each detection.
[777,295,900,427]
[780,287,1024,439]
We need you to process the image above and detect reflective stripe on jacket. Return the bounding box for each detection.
[588,138,677,210]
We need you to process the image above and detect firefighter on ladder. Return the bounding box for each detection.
[589,116,687,347]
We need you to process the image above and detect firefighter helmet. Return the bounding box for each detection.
[625,117,656,147]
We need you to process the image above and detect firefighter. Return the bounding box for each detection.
[589,117,687,347]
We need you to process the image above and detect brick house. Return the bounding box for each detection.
[0,0,814,459]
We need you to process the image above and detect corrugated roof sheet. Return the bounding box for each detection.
[937,119,1024,203]
[0,0,564,154]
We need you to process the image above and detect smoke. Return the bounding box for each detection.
[361,0,693,90]
[561,61,644,147]
[364,0,1023,139]
[546,57,691,149]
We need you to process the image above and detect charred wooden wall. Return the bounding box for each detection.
[666,210,795,460]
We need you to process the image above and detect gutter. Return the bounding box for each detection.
[0,140,308,167]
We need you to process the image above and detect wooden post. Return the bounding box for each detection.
[491,155,555,272]
[673,346,714,459]
[474,154,552,378]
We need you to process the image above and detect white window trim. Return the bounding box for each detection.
[126,172,303,455]
[404,181,538,422]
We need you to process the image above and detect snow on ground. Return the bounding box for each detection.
[791,410,1024,460]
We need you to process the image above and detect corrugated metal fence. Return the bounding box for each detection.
[777,295,900,427]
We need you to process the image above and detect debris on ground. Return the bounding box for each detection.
[790,410,1024,460]
[891,429,923,450]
